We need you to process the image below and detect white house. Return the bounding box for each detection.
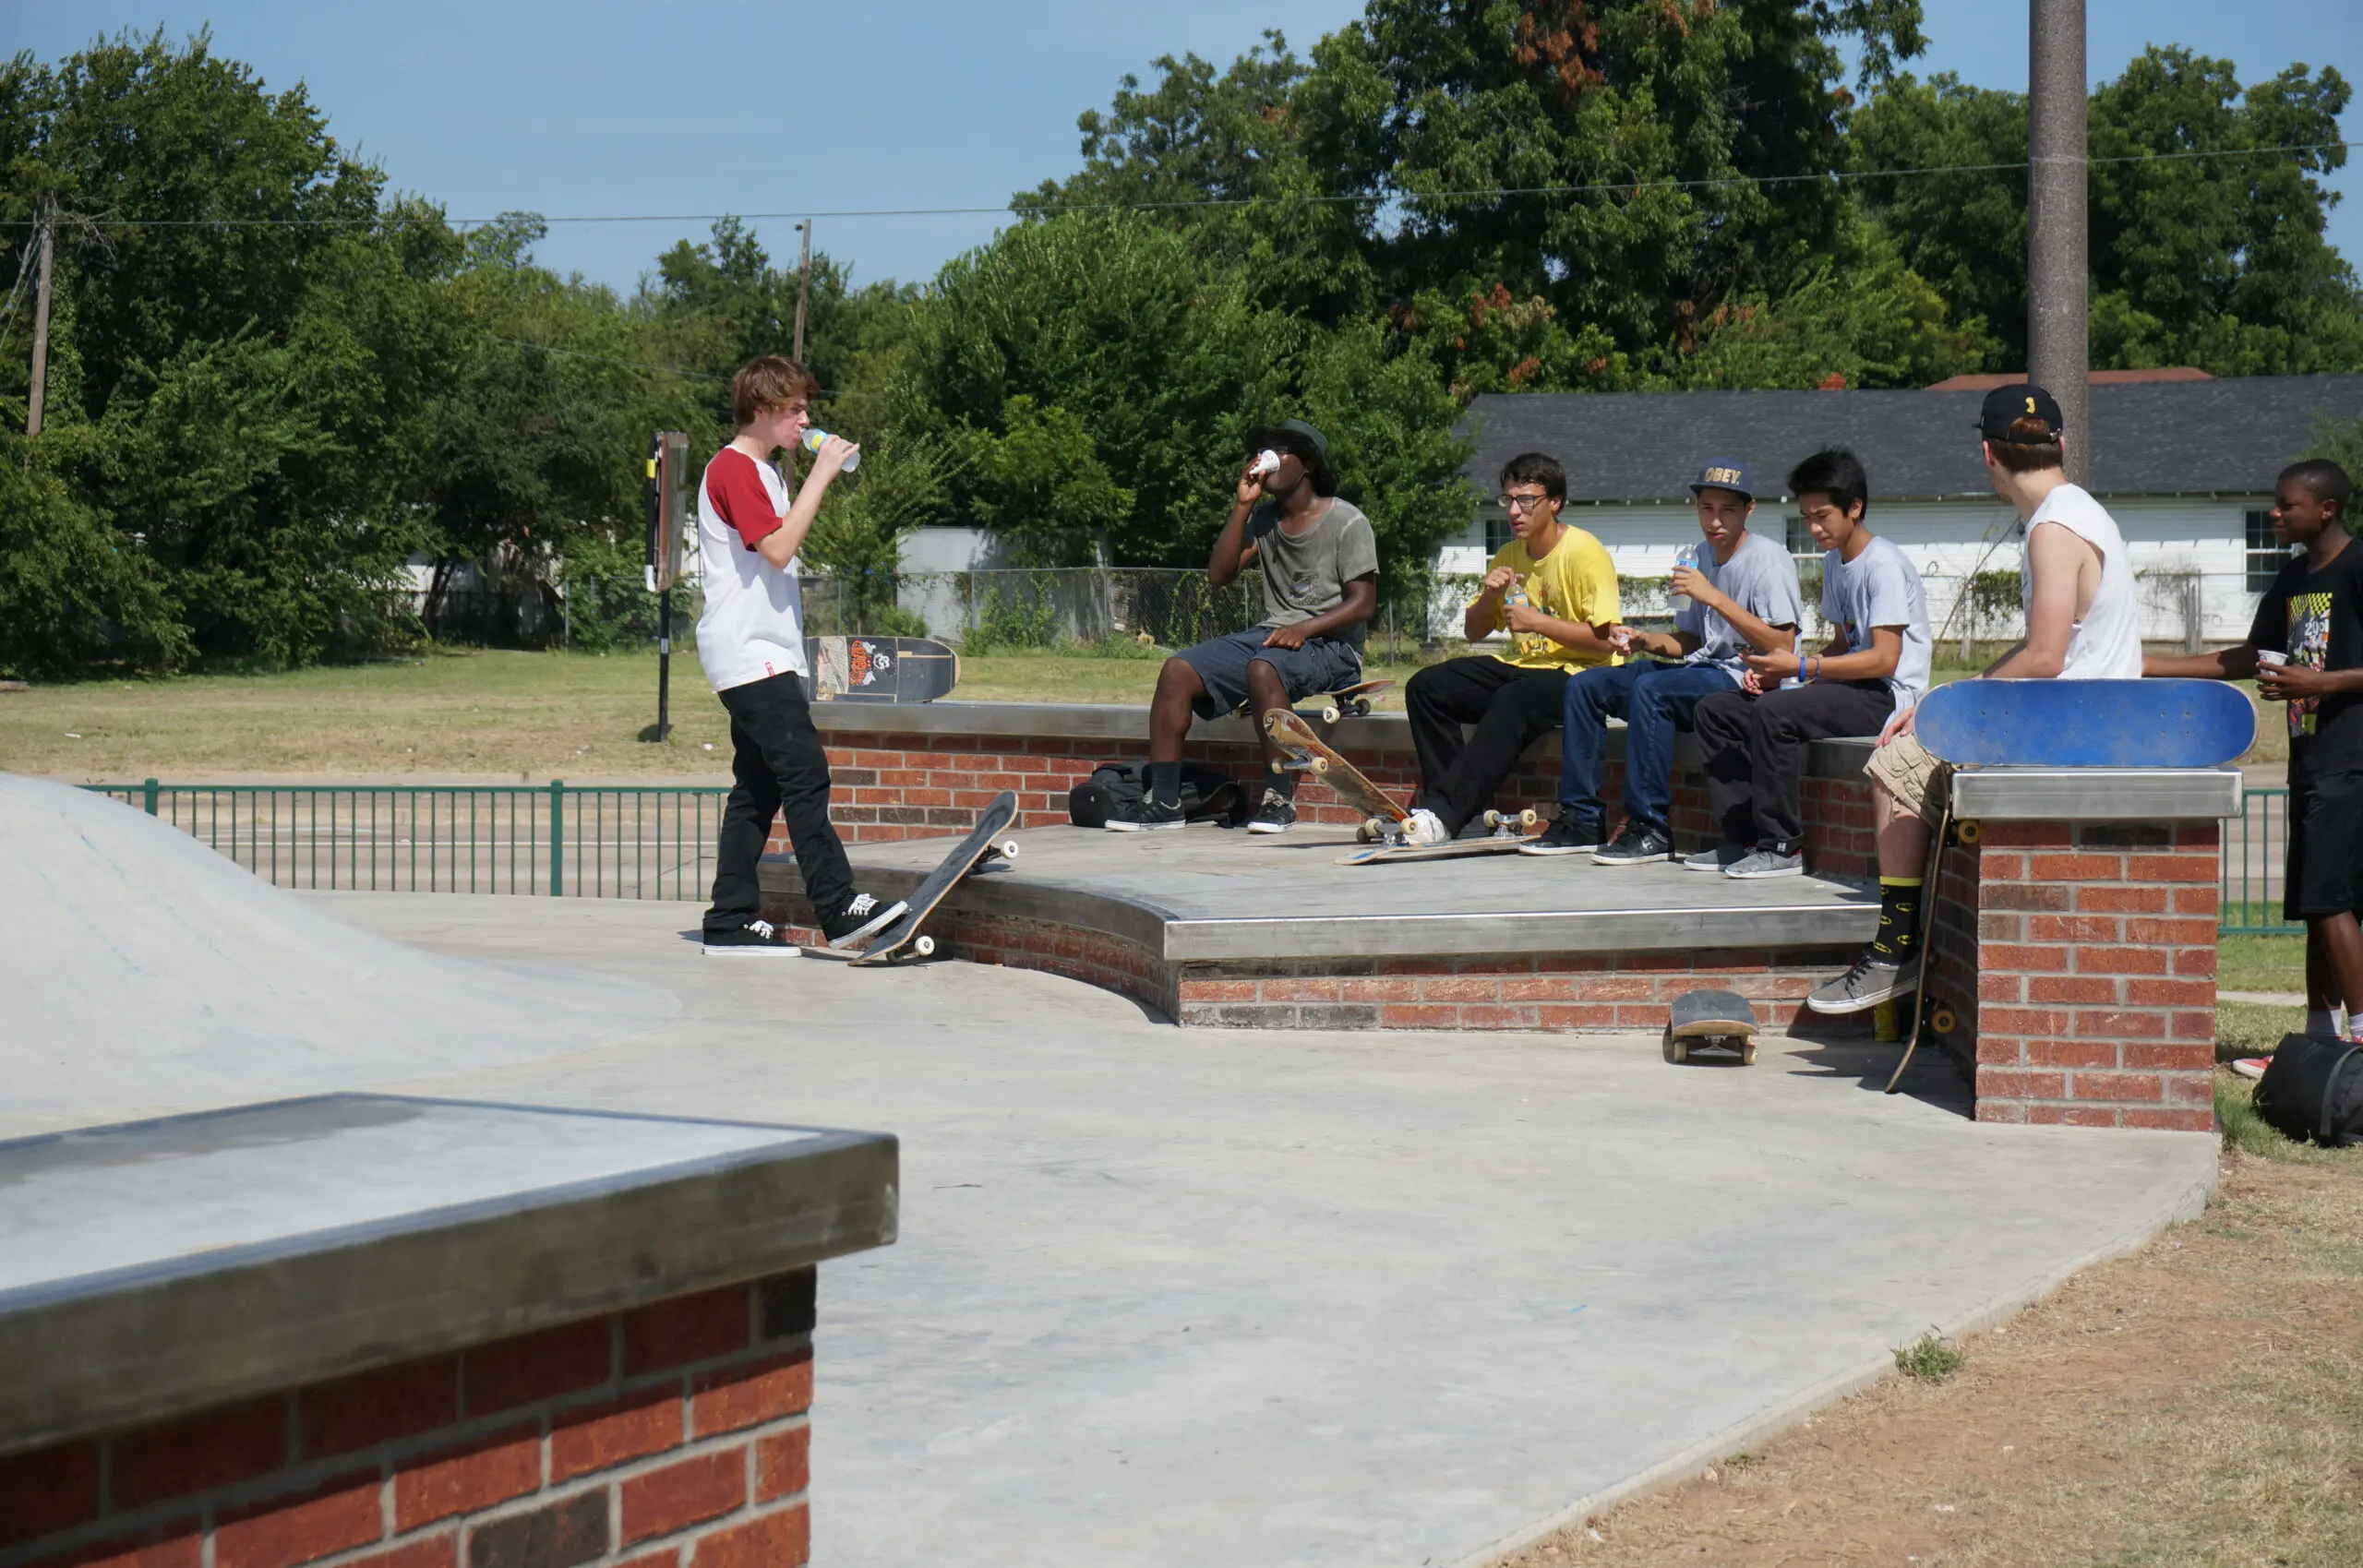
[1450,375,2363,648]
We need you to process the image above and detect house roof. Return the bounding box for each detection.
[1457,376,2363,502]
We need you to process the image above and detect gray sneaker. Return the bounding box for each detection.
[1683,843,1747,873]
[1723,847,1804,879]
[1809,949,1921,1013]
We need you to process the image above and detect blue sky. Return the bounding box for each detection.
[10,1,2358,293]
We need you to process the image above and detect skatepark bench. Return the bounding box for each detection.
[0,1095,896,1568]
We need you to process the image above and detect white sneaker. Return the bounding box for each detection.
[1402,808,1451,847]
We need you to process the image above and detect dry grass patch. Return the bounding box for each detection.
[1510,1134,2363,1568]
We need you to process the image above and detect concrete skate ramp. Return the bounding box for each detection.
[0,775,677,1129]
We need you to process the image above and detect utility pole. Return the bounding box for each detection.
[791,221,811,364]
[2027,0,2089,485]
[25,204,54,438]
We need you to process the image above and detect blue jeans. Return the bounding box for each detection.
[1558,661,1738,835]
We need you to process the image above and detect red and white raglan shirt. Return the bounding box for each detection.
[695,446,808,691]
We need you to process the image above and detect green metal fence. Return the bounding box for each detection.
[2220,786,2297,936]
[85,780,731,901]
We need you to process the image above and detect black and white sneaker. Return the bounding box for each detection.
[823,892,907,950]
[1592,822,1673,866]
[1517,815,1603,856]
[704,916,794,956]
[1246,788,1298,833]
[1105,797,1185,832]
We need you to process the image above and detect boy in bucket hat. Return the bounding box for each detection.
[1529,459,1804,863]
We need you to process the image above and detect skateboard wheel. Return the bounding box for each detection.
[999,841,1020,860]
[1518,808,1540,830]
[1740,1040,1758,1066]
[914,934,935,957]
[1269,760,1284,775]
[1930,1007,1957,1035]
[1308,757,1329,774]
[1482,809,1503,829]
[1351,700,1372,717]
[1669,1037,1691,1064]
[1320,705,1341,724]
[1358,817,1384,843]
[1957,820,1981,844]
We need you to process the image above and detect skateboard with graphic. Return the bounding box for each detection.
[1914,677,2253,767]
[802,790,1017,966]
[806,636,960,703]
[1664,987,1759,1065]
[1333,809,1542,866]
[1262,710,1540,863]
[1230,678,1394,724]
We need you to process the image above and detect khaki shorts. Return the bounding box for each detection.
[1866,730,1951,826]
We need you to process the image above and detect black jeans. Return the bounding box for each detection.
[1691,680,1895,852]
[1404,656,1569,835]
[704,671,856,934]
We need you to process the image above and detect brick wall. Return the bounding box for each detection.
[1920,822,2219,1131]
[1,1273,820,1568]
[793,728,1877,880]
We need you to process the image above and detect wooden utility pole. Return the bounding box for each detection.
[2027,0,2089,484]
[791,221,811,363]
[26,206,54,438]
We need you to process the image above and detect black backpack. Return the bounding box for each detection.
[2252,1033,2363,1147]
[1067,761,1251,829]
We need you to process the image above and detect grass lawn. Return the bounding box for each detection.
[0,645,1443,780]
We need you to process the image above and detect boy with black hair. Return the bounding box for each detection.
[1528,459,1803,862]
[2147,459,2363,1049]
[1398,450,1620,846]
[1111,419,1378,832]
[698,354,907,953]
[1811,385,2139,1012]
[1691,448,1931,880]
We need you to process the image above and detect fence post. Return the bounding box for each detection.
[548,779,564,897]
[142,777,159,816]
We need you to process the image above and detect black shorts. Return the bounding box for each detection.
[1175,627,1363,721]
[2285,769,2363,919]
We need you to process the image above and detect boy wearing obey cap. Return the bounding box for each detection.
[1810,383,2141,1013]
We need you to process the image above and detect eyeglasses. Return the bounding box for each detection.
[1498,492,1552,512]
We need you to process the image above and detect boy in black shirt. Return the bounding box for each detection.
[2147,460,2363,1044]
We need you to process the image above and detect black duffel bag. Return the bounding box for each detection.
[1066,761,1249,829]
[2251,1033,2363,1147]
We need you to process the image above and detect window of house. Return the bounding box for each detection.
[2247,509,2291,592]
[1784,514,1817,557]
[1485,512,1516,557]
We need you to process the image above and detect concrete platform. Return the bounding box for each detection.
[302,893,2214,1568]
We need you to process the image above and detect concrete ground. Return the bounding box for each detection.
[289,894,2210,1568]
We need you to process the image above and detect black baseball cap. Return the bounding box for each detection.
[1978,384,2065,443]
[1248,418,1334,479]
[1689,458,1755,500]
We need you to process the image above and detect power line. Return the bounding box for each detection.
[0,138,2348,231]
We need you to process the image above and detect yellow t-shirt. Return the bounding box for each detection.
[1482,526,1621,670]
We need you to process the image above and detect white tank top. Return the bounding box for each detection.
[2021,483,2141,680]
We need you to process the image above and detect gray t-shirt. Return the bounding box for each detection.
[1819,535,1932,716]
[1675,530,1804,676]
[1247,497,1380,647]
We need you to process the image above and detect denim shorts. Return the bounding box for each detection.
[1177,627,1363,720]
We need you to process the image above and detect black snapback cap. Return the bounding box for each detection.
[1977,383,2065,442]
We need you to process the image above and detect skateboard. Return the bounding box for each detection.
[1664,987,1759,1065]
[806,636,960,703]
[1914,677,2253,767]
[802,790,1018,966]
[1263,709,1409,835]
[1883,799,1965,1094]
[1333,810,1541,865]
[1230,679,1394,725]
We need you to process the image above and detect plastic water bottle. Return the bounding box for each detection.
[800,427,860,473]
[1668,543,1697,618]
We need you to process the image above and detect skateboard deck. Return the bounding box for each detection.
[1884,801,1963,1093]
[806,636,960,703]
[1263,709,1409,832]
[1334,810,1541,865]
[802,790,1018,966]
[1914,677,2252,768]
[1230,679,1394,724]
[1665,987,1759,1065]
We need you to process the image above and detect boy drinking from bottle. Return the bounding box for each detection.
[698,354,906,952]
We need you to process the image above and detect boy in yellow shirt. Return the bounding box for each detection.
[1400,451,1619,845]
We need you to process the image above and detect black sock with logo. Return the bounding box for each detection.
[1871,877,1924,958]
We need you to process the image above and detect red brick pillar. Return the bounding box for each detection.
[1930,821,2219,1131]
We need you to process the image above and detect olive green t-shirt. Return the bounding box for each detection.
[1246,497,1380,648]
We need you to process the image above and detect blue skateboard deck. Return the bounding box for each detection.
[1915,678,2253,768]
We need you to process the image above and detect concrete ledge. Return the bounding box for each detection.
[0,1094,898,1455]
[1949,766,2243,820]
